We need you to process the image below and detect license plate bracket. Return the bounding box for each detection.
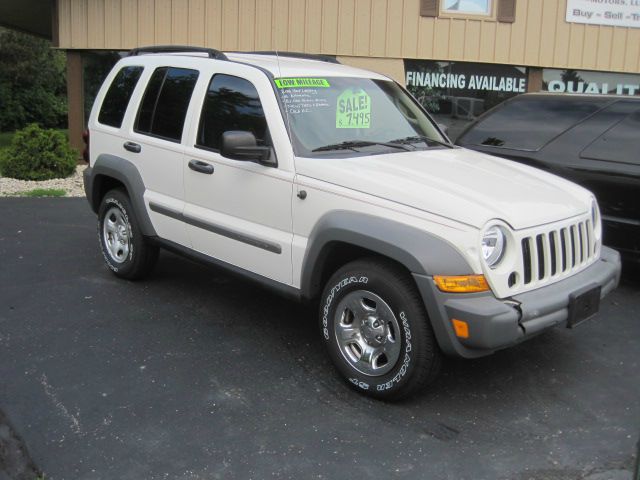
[567,284,601,328]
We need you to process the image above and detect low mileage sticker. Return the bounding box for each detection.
[275,78,330,88]
[336,89,371,129]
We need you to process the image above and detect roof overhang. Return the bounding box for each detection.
[0,0,53,39]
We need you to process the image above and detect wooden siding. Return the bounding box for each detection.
[57,0,640,73]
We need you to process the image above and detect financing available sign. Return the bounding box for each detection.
[404,59,528,123]
[566,0,640,28]
[405,61,528,95]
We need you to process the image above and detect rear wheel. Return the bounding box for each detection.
[98,189,158,280]
[319,258,442,400]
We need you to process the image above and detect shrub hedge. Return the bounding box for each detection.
[0,124,77,180]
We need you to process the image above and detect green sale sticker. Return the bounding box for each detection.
[275,78,331,88]
[336,89,371,129]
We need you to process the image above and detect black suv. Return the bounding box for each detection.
[456,93,640,265]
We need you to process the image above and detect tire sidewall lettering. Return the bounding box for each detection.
[376,311,412,392]
[322,274,414,393]
[100,196,135,271]
[322,275,368,340]
[349,378,370,390]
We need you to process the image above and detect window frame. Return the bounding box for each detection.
[194,73,273,155]
[439,0,494,19]
[133,66,200,144]
[97,65,145,129]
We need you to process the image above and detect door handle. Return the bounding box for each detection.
[188,159,214,174]
[123,141,141,153]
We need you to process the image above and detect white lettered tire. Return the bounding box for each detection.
[98,189,159,280]
[320,258,442,400]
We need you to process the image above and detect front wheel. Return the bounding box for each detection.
[319,258,442,400]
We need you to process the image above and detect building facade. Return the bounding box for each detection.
[5,0,640,148]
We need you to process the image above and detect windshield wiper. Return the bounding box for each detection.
[312,140,412,153]
[389,135,454,149]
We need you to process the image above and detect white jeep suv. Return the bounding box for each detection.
[84,46,621,400]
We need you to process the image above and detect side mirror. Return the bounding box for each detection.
[221,131,274,165]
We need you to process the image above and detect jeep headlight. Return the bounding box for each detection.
[591,199,600,228]
[591,198,602,242]
[482,225,506,268]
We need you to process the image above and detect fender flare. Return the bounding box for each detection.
[85,154,157,237]
[300,210,473,299]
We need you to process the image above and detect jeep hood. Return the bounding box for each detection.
[294,148,592,230]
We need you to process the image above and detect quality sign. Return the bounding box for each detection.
[566,0,640,28]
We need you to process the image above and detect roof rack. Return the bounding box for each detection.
[128,45,228,60]
[248,51,341,64]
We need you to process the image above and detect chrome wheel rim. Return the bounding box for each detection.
[334,290,402,377]
[102,207,131,264]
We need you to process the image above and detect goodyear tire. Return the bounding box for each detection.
[98,189,158,280]
[320,258,442,400]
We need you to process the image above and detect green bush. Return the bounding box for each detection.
[0,124,77,180]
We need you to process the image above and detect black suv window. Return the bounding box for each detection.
[98,66,144,128]
[459,96,610,151]
[581,109,640,165]
[135,67,199,142]
[196,74,269,151]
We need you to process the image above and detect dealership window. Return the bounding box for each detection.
[542,69,640,97]
[420,0,515,22]
[405,59,527,140]
[442,0,491,16]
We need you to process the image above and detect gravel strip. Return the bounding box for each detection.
[0,165,86,197]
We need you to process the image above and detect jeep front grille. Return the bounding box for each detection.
[520,220,595,285]
[486,214,599,299]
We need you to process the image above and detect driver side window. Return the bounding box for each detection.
[196,74,270,151]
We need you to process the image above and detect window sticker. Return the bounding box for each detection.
[275,78,331,88]
[280,88,331,115]
[336,89,371,129]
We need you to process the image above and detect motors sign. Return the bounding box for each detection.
[566,0,640,28]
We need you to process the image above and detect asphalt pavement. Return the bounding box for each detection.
[0,198,638,480]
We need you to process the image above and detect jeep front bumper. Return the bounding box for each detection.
[413,246,622,359]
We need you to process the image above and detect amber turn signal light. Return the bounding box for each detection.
[451,319,469,339]
[433,275,490,293]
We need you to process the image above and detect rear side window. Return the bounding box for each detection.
[196,74,269,151]
[459,96,610,151]
[135,67,167,133]
[135,67,199,142]
[98,66,144,128]
[581,109,640,165]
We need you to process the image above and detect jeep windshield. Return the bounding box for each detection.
[275,76,450,157]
